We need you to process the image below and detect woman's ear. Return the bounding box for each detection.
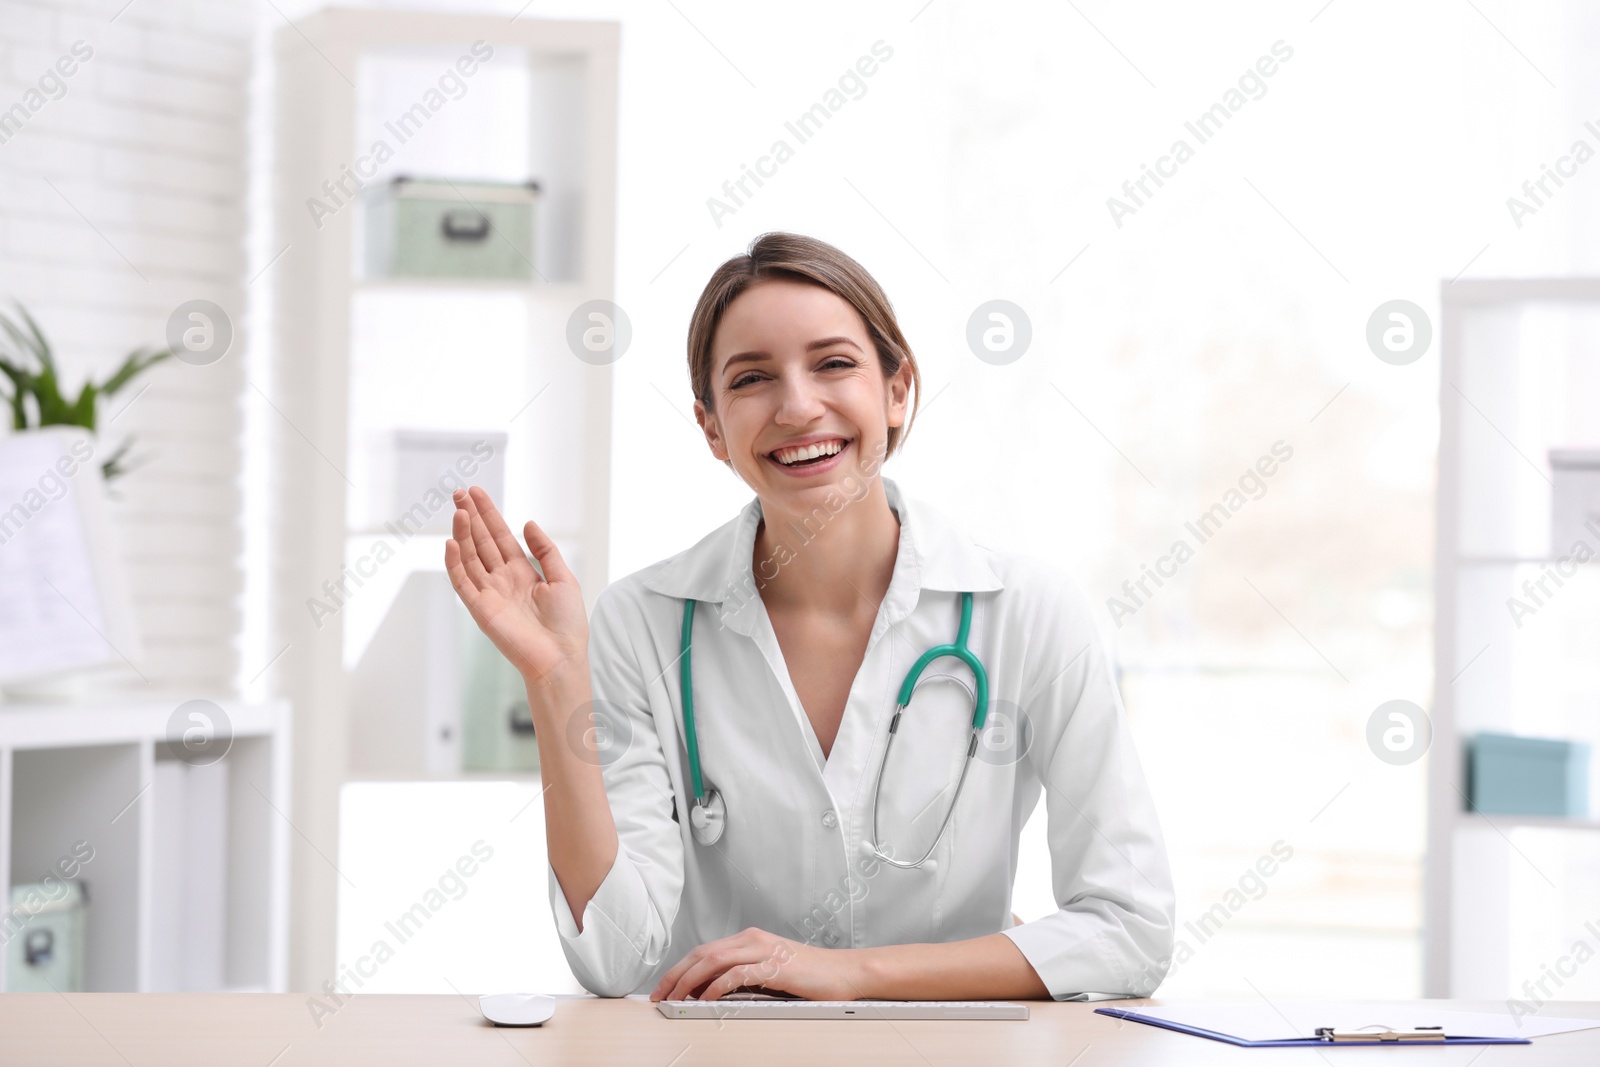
[694,399,728,461]
[886,357,912,428]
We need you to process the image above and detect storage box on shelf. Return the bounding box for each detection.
[364,177,542,281]
[1467,732,1591,818]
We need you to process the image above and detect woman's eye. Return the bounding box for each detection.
[729,358,855,389]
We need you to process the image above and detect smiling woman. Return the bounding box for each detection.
[686,232,920,471]
[444,232,1176,1005]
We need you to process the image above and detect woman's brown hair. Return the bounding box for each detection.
[687,232,921,459]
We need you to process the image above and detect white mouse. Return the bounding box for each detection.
[479,993,556,1027]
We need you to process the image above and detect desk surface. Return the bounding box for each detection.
[0,994,1596,1066]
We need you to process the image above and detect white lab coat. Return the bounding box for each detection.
[548,476,1175,1000]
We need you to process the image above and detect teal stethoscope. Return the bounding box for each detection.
[678,591,989,869]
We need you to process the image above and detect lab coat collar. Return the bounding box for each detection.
[639,476,1003,635]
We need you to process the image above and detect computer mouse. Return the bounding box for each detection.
[479,993,556,1027]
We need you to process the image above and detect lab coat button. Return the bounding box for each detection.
[821,809,838,829]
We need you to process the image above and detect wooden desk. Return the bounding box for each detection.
[1,994,1595,1065]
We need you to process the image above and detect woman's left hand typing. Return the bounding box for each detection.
[649,928,866,1002]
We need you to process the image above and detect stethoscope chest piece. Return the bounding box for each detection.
[689,787,726,846]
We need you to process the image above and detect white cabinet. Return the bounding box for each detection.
[1428,279,1600,998]
[269,10,619,988]
[0,698,290,991]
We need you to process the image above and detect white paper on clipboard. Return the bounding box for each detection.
[0,427,141,683]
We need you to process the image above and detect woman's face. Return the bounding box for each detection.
[695,277,909,503]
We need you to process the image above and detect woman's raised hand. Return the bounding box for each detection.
[444,486,589,685]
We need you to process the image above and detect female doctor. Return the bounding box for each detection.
[445,232,1175,1003]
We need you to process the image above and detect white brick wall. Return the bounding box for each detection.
[0,0,252,695]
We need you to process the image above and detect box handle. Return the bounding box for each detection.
[441,210,491,242]
[508,701,536,736]
[24,928,54,967]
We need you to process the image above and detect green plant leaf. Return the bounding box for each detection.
[0,361,28,430]
[32,365,69,424]
[15,303,54,376]
[99,437,134,482]
[69,381,98,429]
[0,316,40,368]
[101,345,171,397]
[0,303,52,375]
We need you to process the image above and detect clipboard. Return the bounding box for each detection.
[1094,1007,1533,1047]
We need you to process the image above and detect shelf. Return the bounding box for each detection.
[0,698,290,993]
[0,697,282,750]
[8,744,143,990]
[1456,812,1600,832]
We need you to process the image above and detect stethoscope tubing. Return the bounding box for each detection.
[679,598,709,803]
[679,591,988,867]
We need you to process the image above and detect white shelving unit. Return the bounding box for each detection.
[0,697,290,991]
[1427,278,1600,998]
[270,11,619,989]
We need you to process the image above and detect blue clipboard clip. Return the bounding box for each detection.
[1094,1007,1534,1047]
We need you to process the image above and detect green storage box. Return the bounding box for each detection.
[460,609,541,774]
[1468,732,1591,817]
[365,176,540,280]
[5,880,85,992]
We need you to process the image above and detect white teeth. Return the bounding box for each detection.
[775,439,845,465]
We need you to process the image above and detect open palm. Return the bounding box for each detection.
[444,486,589,684]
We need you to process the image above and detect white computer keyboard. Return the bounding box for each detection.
[658,998,1029,1020]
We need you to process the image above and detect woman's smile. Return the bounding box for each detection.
[765,435,854,477]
